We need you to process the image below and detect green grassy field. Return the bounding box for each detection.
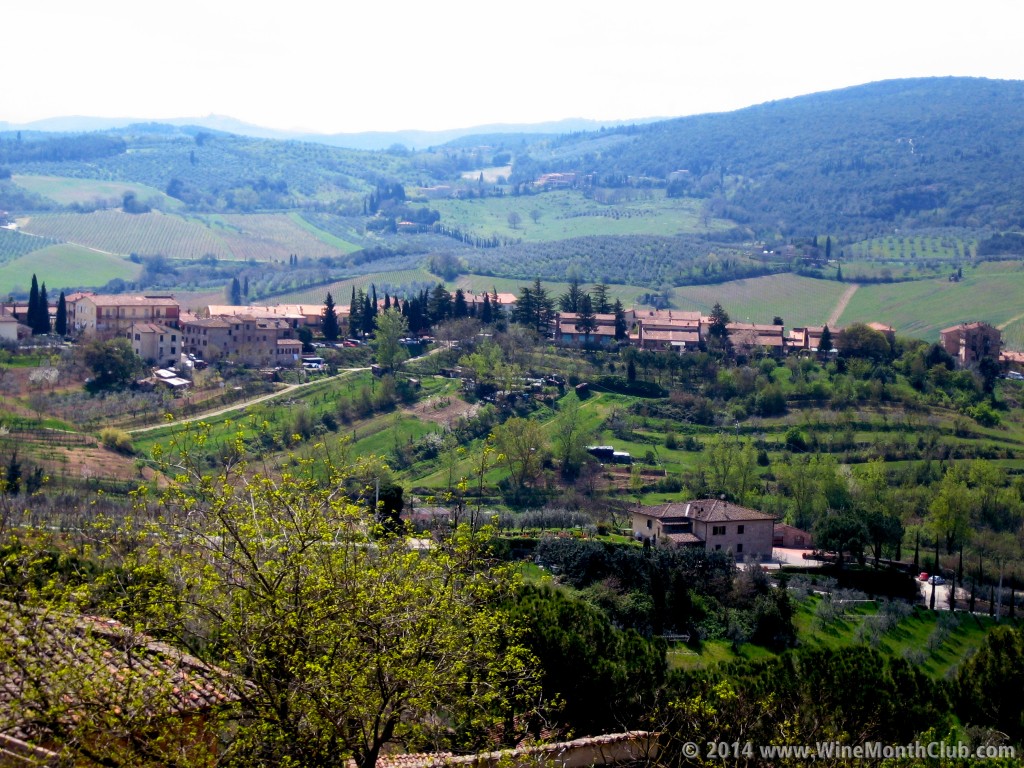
[838,263,1024,342]
[670,274,851,326]
[12,175,185,211]
[287,212,362,254]
[0,243,141,294]
[428,189,731,243]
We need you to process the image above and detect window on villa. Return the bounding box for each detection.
[712,525,726,535]
[736,543,743,553]
[646,520,652,529]
[715,544,721,551]
[737,525,745,535]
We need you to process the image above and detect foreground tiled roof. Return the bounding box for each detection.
[357,731,657,768]
[0,603,235,750]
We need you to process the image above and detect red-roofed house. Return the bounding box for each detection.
[631,499,775,559]
[940,321,1001,367]
[75,294,180,337]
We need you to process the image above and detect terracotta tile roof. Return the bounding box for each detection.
[0,603,236,748]
[80,294,178,307]
[665,532,703,546]
[356,731,656,768]
[636,499,775,523]
[127,322,176,335]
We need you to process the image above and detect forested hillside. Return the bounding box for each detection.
[512,78,1024,236]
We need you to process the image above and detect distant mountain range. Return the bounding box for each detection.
[0,114,668,151]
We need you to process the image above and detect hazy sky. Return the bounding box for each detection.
[6,0,1024,133]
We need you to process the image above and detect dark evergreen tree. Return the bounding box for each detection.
[427,284,452,326]
[243,275,249,297]
[322,292,340,341]
[229,277,242,305]
[489,287,503,326]
[819,324,833,354]
[593,283,612,314]
[4,451,21,495]
[480,293,493,325]
[574,294,597,340]
[706,302,731,353]
[383,292,391,312]
[348,287,360,337]
[362,293,375,336]
[613,299,628,340]
[55,291,67,337]
[559,279,585,313]
[27,274,39,334]
[36,283,50,334]
[452,289,468,318]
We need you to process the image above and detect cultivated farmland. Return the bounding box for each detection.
[18,210,233,259]
[197,213,359,262]
[428,189,728,243]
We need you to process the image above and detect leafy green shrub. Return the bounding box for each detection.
[99,427,134,454]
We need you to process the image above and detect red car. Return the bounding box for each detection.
[919,572,930,581]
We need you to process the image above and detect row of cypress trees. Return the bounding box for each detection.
[26,274,67,336]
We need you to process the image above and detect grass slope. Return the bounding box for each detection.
[670,274,850,326]
[0,243,141,294]
[12,175,184,210]
[838,261,1024,343]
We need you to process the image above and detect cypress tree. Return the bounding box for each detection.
[27,275,39,334]
[37,283,50,334]
[55,291,67,336]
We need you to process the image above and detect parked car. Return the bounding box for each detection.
[928,575,946,585]
[919,572,930,581]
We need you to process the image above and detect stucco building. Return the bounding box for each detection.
[631,498,776,559]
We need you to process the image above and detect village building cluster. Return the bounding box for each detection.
[1,291,1020,379]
